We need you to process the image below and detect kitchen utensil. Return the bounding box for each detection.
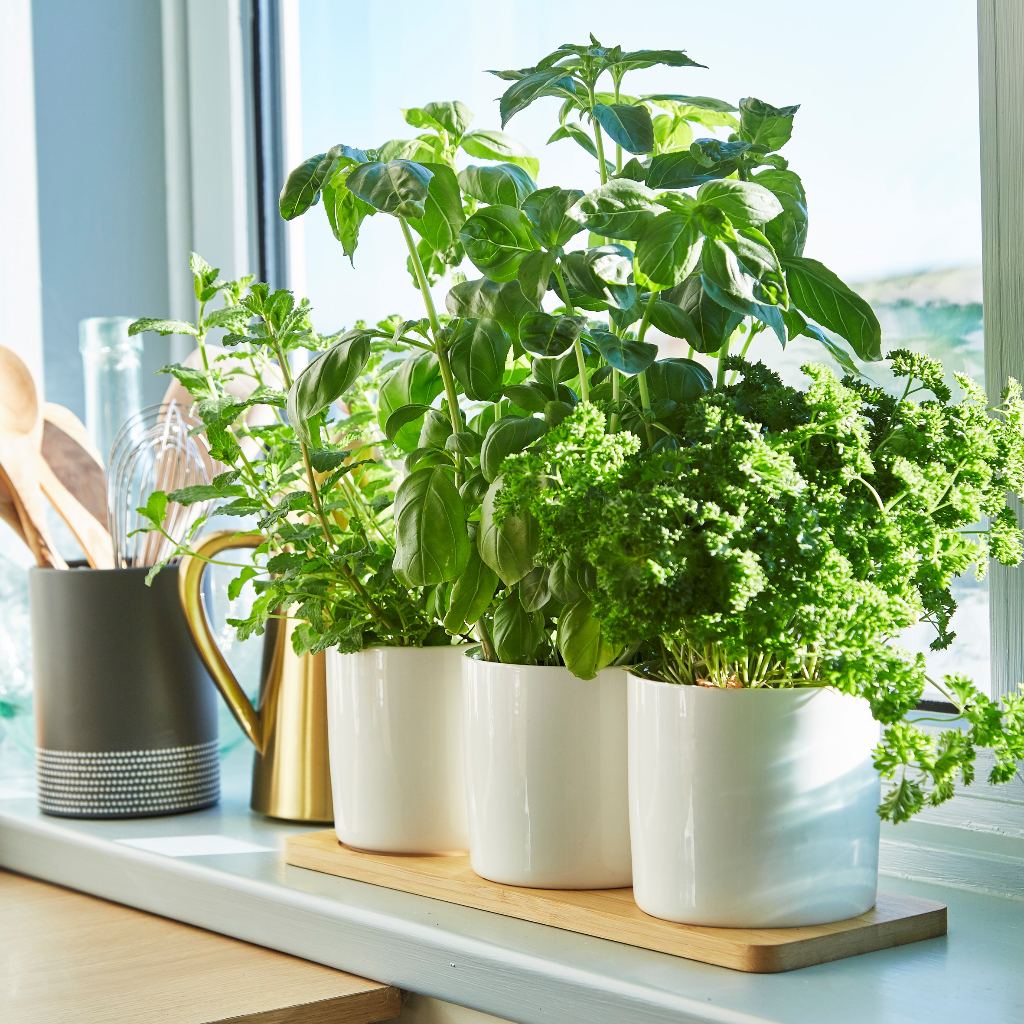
[29,562,220,818]
[106,402,212,567]
[0,475,29,547]
[37,401,113,567]
[0,346,65,568]
[42,403,107,522]
[179,530,333,823]
[37,459,114,569]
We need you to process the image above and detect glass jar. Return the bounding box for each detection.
[79,316,143,463]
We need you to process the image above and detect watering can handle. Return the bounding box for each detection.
[178,530,264,753]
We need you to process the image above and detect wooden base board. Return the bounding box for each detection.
[285,830,947,974]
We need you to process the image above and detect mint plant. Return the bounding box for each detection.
[497,354,1024,820]
[132,255,450,653]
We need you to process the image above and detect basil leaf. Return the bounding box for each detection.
[448,317,511,401]
[753,168,808,258]
[519,312,586,357]
[377,351,444,451]
[531,350,579,388]
[279,144,367,220]
[499,69,576,126]
[346,160,433,219]
[444,545,499,633]
[701,224,788,311]
[656,276,743,353]
[480,416,547,482]
[592,102,655,155]
[518,565,552,613]
[557,599,618,679]
[322,173,374,263]
[445,278,537,339]
[492,588,544,664]
[460,129,540,178]
[407,163,465,256]
[576,179,659,240]
[393,466,470,586]
[460,205,539,281]
[459,163,537,208]
[478,476,539,585]
[522,186,585,248]
[695,179,783,228]
[403,100,473,138]
[782,256,882,361]
[738,97,800,152]
[634,212,702,290]
[286,329,372,444]
[587,327,657,375]
[611,48,706,72]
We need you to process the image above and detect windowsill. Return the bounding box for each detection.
[0,747,1021,1024]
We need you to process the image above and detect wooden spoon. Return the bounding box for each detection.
[0,480,30,548]
[42,403,108,516]
[39,403,113,568]
[0,346,65,568]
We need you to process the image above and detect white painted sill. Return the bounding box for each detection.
[0,747,1021,1024]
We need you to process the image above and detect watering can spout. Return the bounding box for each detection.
[178,531,333,822]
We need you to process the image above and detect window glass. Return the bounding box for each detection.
[287,1,985,692]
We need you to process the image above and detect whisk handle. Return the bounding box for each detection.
[179,531,264,752]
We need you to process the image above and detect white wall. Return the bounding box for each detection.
[0,0,44,386]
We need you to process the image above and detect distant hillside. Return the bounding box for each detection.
[655,264,985,385]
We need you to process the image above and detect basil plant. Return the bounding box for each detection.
[279,36,881,671]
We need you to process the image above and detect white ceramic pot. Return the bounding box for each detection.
[463,656,631,889]
[628,674,880,927]
[326,646,467,853]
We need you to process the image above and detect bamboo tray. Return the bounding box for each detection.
[285,830,947,973]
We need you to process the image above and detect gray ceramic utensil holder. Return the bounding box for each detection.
[29,564,219,818]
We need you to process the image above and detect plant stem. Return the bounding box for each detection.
[194,300,217,397]
[634,292,659,445]
[553,265,590,403]
[475,618,497,662]
[715,332,733,389]
[400,218,464,479]
[612,74,624,174]
[270,331,339,565]
[727,324,762,384]
[610,368,620,432]
[588,85,609,185]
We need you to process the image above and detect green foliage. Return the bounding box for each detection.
[499,359,1024,820]
[148,40,916,683]
[132,260,451,655]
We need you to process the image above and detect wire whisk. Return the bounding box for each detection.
[106,402,213,568]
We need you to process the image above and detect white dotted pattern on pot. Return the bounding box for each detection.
[35,741,220,818]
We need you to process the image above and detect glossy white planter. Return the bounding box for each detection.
[326,646,467,853]
[463,657,631,889]
[628,674,880,927]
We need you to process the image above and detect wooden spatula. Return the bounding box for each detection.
[43,403,107,524]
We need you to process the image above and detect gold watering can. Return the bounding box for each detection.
[178,531,333,822]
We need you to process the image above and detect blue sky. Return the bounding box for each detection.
[292,0,981,332]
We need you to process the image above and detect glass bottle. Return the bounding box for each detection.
[79,316,143,464]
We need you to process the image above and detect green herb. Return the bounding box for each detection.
[498,355,1024,819]
[131,257,449,653]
